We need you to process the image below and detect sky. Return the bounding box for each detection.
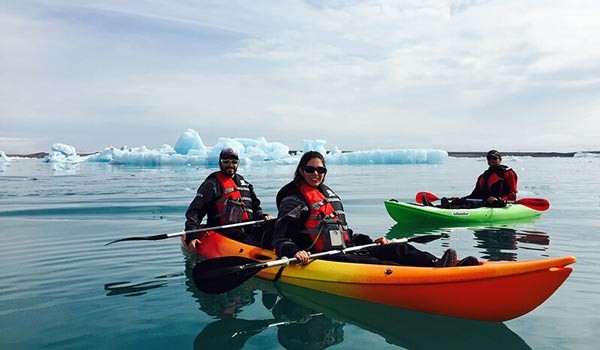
[1,0,600,154]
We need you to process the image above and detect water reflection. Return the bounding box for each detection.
[50,161,81,175]
[387,214,540,237]
[184,259,531,350]
[104,273,182,297]
[271,297,343,350]
[387,223,549,262]
[387,222,454,238]
[195,284,256,319]
[182,255,343,350]
[194,293,342,350]
[104,280,167,297]
[182,255,257,319]
[472,227,549,261]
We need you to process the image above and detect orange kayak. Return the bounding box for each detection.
[183,231,575,322]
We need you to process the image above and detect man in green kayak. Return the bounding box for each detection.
[439,150,518,209]
[272,151,478,267]
[184,147,273,246]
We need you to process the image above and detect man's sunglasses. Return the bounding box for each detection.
[220,159,239,165]
[487,155,499,161]
[303,166,327,174]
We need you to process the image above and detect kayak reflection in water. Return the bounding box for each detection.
[192,279,532,350]
[194,283,256,319]
[194,292,343,350]
[473,227,550,262]
[184,256,257,319]
[273,297,343,350]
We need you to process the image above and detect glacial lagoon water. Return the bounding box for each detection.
[0,156,598,349]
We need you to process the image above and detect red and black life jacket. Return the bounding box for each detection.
[475,165,518,201]
[298,182,350,252]
[214,172,253,224]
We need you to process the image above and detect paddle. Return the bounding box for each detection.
[104,219,266,245]
[415,192,550,211]
[192,234,444,294]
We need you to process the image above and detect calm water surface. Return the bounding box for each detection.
[0,157,598,349]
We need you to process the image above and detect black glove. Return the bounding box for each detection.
[493,199,507,207]
[352,233,374,246]
[184,231,200,245]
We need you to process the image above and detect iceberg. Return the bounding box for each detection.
[86,134,292,166]
[174,129,207,155]
[43,143,84,163]
[302,140,329,155]
[574,152,600,158]
[325,148,447,165]
[0,151,9,162]
[47,129,449,166]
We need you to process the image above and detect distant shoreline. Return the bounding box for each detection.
[6,151,600,158]
[447,151,599,158]
[4,152,94,158]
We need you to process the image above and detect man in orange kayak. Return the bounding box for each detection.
[272,151,478,267]
[184,147,272,246]
[439,149,518,209]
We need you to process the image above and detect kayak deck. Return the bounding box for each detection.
[385,200,542,224]
[183,231,575,322]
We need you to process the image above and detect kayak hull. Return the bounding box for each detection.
[183,232,575,322]
[385,200,542,224]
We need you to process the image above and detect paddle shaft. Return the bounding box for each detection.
[105,219,266,245]
[262,242,380,268]
[263,237,429,268]
[162,219,266,239]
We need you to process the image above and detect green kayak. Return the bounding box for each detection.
[384,199,543,224]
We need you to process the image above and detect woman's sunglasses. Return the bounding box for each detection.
[220,159,239,165]
[303,166,327,174]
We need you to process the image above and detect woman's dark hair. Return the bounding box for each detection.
[294,151,326,184]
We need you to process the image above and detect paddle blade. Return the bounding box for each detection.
[104,234,169,246]
[415,192,439,204]
[514,198,550,211]
[193,256,265,294]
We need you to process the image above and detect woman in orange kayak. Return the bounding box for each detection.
[272,151,478,267]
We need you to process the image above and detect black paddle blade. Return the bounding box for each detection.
[192,256,265,294]
[408,233,446,244]
[104,234,168,246]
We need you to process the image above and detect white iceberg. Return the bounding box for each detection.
[46,129,448,166]
[43,143,83,163]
